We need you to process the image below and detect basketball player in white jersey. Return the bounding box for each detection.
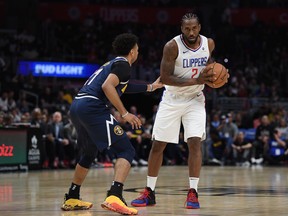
[131,13,218,209]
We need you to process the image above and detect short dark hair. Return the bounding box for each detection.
[112,33,138,56]
[181,13,200,24]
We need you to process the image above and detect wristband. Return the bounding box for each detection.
[121,111,129,118]
[149,84,153,92]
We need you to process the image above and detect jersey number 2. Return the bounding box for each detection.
[191,68,198,78]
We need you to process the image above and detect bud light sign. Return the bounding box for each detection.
[17,61,100,78]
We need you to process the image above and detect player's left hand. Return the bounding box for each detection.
[150,77,164,91]
[197,65,216,84]
[123,113,142,129]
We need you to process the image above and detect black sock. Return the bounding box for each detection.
[68,183,80,199]
[108,181,123,197]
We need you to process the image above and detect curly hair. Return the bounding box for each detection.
[112,33,139,56]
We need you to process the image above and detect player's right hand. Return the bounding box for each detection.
[123,113,142,129]
[196,65,216,84]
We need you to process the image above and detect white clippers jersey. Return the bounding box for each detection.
[164,34,210,96]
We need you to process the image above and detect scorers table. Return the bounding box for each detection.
[0,127,45,172]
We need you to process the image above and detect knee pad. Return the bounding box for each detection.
[111,138,135,164]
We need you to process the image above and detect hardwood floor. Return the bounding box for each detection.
[0,165,287,216]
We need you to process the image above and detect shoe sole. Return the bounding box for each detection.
[186,206,200,209]
[101,201,138,215]
[186,205,200,209]
[61,204,93,211]
[131,202,156,207]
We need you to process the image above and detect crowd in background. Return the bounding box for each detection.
[1,101,288,169]
[1,0,288,168]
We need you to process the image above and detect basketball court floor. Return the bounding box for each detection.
[1,165,287,216]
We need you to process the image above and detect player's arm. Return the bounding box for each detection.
[102,73,127,116]
[102,73,141,129]
[125,77,163,93]
[160,39,215,86]
[102,62,142,128]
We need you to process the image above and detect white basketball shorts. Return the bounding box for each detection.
[152,91,206,144]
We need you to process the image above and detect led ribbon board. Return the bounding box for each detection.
[18,61,100,78]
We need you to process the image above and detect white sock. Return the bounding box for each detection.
[189,177,199,191]
[147,176,157,191]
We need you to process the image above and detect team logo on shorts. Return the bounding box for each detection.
[114,125,124,135]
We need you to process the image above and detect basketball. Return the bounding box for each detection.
[206,62,228,88]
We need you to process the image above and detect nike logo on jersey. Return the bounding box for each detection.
[183,50,189,54]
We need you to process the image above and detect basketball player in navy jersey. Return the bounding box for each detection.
[131,13,222,209]
[61,33,163,215]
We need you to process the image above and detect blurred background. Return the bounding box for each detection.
[1,0,288,170]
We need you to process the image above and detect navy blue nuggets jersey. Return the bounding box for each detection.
[78,57,131,104]
[70,56,134,153]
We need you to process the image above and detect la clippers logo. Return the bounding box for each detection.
[0,144,14,157]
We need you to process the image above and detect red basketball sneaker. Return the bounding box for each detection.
[185,188,200,209]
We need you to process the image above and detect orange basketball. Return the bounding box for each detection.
[206,62,228,88]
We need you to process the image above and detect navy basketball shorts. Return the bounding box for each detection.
[70,97,130,154]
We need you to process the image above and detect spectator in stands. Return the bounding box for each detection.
[210,113,222,132]
[276,118,288,141]
[244,61,258,79]
[220,112,239,164]
[1,113,13,127]
[251,115,274,165]
[10,107,22,123]
[164,130,189,166]
[54,91,71,113]
[7,90,17,111]
[207,113,226,164]
[138,115,153,161]
[266,129,288,165]
[63,117,78,168]
[248,78,259,97]
[0,91,8,112]
[17,97,30,113]
[234,111,244,128]
[208,128,227,166]
[126,114,148,166]
[40,87,55,110]
[268,106,280,125]
[45,111,69,169]
[20,112,31,124]
[62,89,73,104]
[255,82,270,97]
[129,105,138,116]
[30,108,43,127]
[231,131,252,166]
[41,111,50,126]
